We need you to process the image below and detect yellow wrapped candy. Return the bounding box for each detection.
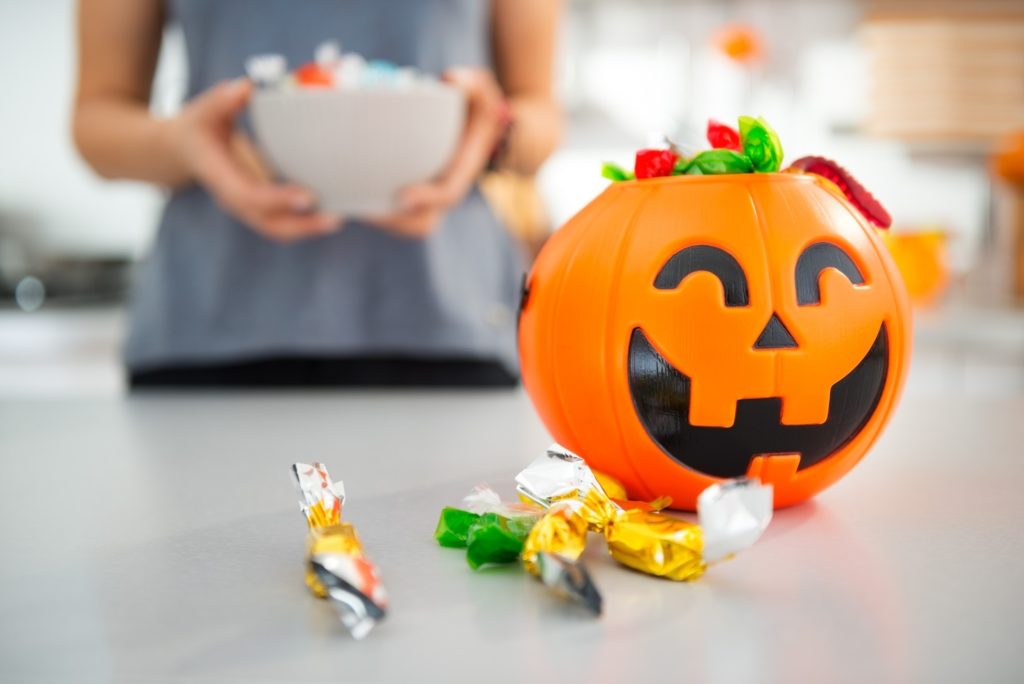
[592,468,628,500]
[305,523,366,597]
[521,503,588,575]
[604,509,706,581]
[292,463,388,639]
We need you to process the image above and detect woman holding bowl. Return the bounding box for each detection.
[73,0,562,387]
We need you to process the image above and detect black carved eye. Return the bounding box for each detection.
[654,245,749,307]
[795,242,865,305]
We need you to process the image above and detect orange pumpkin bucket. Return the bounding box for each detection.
[519,168,911,510]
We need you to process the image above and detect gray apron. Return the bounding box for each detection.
[125,0,522,373]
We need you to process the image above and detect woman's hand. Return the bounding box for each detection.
[171,79,343,241]
[364,68,508,239]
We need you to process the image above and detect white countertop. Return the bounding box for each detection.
[1,389,1021,683]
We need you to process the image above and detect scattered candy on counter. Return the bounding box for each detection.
[601,115,892,228]
[434,485,542,568]
[516,445,773,581]
[433,484,602,613]
[434,444,774,617]
[291,463,388,640]
[246,41,434,92]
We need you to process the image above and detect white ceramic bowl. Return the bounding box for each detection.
[250,84,465,216]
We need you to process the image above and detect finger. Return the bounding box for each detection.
[242,182,317,214]
[363,208,440,238]
[397,181,450,211]
[206,163,312,217]
[199,140,314,215]
[253,212,344,242]
[188,107,313,215]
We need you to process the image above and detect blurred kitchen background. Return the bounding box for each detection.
[2,0,1024,397]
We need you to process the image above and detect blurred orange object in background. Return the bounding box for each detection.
[991,130,1024,299]
[881,229,950,307]
[713,24,763,64]
[992,130,1024,185]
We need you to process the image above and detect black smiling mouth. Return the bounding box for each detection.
[627,324,889,478]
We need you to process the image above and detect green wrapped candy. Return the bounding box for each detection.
[739,116,784,173]
[465,513,537,569]
[683,149,754,176]
[601,162,635,182]
[434,507,481,548]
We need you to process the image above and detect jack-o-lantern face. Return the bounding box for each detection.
[628,241,888,479]
[519,174,910,509]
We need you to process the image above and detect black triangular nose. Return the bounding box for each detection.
[754,313,797,349]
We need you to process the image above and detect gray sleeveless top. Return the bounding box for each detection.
[125,0,523,373]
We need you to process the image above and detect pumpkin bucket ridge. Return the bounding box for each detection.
[602,190,662,501]
[545,196,621,457]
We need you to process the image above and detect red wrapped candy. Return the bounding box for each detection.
[707,119,741,152]
[634,149,680,180]
[295,62,334,88]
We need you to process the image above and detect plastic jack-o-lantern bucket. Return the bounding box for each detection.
[519,172,911,509]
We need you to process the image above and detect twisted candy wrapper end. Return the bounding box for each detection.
[522,504,602,615]
[463,484,541,518]
[311,554,386,641]
[698,478,773,564]
[534,552,603,616]
[291,463,387,639]
[462,484,504,513]
[292,462,345,529]
[514,444,606,507]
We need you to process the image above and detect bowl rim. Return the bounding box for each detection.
[250,82,462,101]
